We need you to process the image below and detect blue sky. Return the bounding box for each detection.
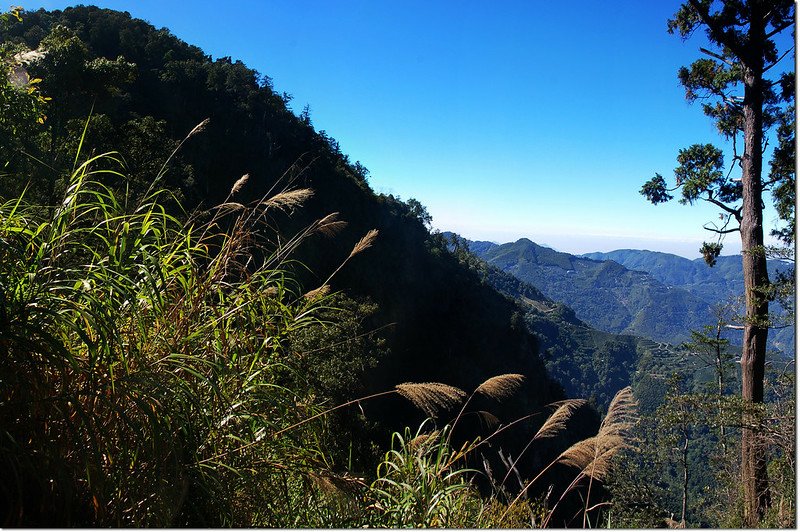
[15,1,792,257]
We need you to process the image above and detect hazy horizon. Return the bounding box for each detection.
[441,226,744,260]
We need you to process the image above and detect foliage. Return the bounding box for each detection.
[0,142,382,525]
[609,348,795,528]
[368,422,485,527]
[0,6,48,170]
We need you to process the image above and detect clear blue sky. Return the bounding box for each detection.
[15,1,792,258]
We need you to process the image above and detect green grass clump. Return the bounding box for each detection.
[0,151,356,526]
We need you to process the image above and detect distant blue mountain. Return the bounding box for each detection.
[581,249,791,305]
[466,238,793,354]
[582,249,794,354]
[469,239,712,345]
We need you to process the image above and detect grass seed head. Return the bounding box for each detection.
[348,229,379,259]
[303,285,330,300]
[475,373,525,401]
[534,399,587,440]
[556,387,637,481]
[187,117,210,138]
[599,386,637,437]
[409,430,441,451]
[230,173,249,196]
[474,410,501,428]
[261,188,314,212]
[395,382,467,418]
[315,212,348,238]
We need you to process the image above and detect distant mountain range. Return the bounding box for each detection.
[462,237,793,354]
[581,249,789,306]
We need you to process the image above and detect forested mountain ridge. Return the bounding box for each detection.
[581,250,795,354]
[582,249,792,306]
[467,237,714,345]
[443,234,681,410]
[467,237,793,355]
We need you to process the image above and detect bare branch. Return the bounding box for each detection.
[703,224,741,235]
[703,193,743,220]
[765,20,794,39]
[700,46,737,67]
[764,45,795,73]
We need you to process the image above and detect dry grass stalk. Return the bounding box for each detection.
[534,399,587,440]
[475,373,525,401]
[409,430,441,451]
[556,387,636,481]
[187,117,210,139]
[315,212,348,238]
[395,382,466,418]
[261,188,314,212]
[230,173,249,196]
[348,229,379,259]
[303,285,330,300]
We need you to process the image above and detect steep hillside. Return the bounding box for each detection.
[1,8,625,526]
[470,238,714,345]
[0,6,569,438]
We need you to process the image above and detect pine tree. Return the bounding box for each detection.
[640,1,794,524]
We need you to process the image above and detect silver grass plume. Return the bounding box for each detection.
[474,410,501,428]
[308,470,366,496]
[598,385,637,437]
[555,387,637,481]
[475,373,525,401]
[409,430,441,451]
[395,382,466,418]
[187,117,210,139]
[230,173,249,195]
[303,284,330,300]
[214,202,246,215]
[534,399,587,440]
[348,229,379,259]
[261,188,314,212]
[315,212,349,237]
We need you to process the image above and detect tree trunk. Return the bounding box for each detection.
[738,22,771,523]
[680,432,689,527]
[715,320,726,453]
